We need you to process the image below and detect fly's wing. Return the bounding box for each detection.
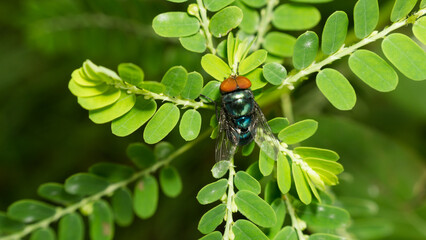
[215,107,237,162]
[251,102,281,161]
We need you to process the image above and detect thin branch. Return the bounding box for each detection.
[223,157,236,240]
[285,195,306,240]
[196,0,216,55]
[0,130,211,240]
[253,0,279,50]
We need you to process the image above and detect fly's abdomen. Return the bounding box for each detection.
[222,90,254,117]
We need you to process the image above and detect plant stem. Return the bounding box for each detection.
[0,130,211,240]
[253,0,278,50]
[196,0,216,55]
[277,7,426,90]
[223,157,236,240]
[281,93,294,123]
[285,195,306,240]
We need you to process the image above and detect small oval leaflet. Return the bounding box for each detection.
[263,62,287,85]
[209,6,243,38]
[179,32,207,53]
[278,119,318,144]
[64,173,110,196]
[204,0,234,12]
[232,219,269,240]
[58,213,84,240]
[304,157,344,175]
[211,161,230,178]
[77,87,121,110]
[197,204,226,234]
[196,179,228,205]
[293,31,319,70]
[292,163,312,205]
[152,12,200,38]
[269,199,287,238]
[294,147,339,161]
[0,212,25,234]
[234,171,261,194]
[241,0,266,8]
[89,91,136,124]
[234,190,277,228]
[316,68,356,110]
[413,17,426,45]
[259,150,274,176]
[30,227,55,240]
[263,32,296,57]
[349,50,398,92]
[267,117,289,133]
[38,183,81,205]
[111,188,134,227]
[8,200,56,223]
[143,103,180,144]
[237,1,259,34]
[277,152,291,194]
[354,0,379,39]
[321,11,348,55]
[117,63,144,87]
[89,200,114,240]
[272,4,320,31]
[126,143,156,169]
[159,166,183,198]
[89,163,135,183]
[201,54,232,81]
[68,80,109,98]
[382,33,426,81]
[161,66,188,97]
[179,109,202,141]
[201,81,221,102]
[390,0,417,22]
[274,226,297,240]
[133,175,159,219]
[239,50,268,75]
[264,180,281,204]
[181,72,204,100]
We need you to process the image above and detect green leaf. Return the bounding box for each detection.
[293,163,312,204]
[227,33,235,66]
[217,40,227,59]
[89,200,114,240]
[118,63,144,87]
[168,0,187,2]
[413,17,426,45]
[262,62,287,86]
[263,32,296,57]
[273,226,297,240]
[241,0,266,8]
[259,149,274,176]
[201,54,232,81]
[65,173,109,196]
[304,157,343,174]
[7,200,56,223]
[268,117,289,134]
[159,166,183,198]
[181,72,203,100]
[264,180,281,204]
[349,50,398,92]
[152,12,200,37]
[293,31,319,70]
[390,0,417,22]
[133,175,159,219]
[58,213,84,240]
[239,50,268,75]
[196,179,228,204]
[246,161,263,181]
[139,81,165,94]
[179,109,202,141]
[89,163,135,183]
[111,188,134,227]
[234,190,277,227]
[198,204,226,234]
[30,227,55,240]
[290,0,333,2]
[77,87,121,110]
[38,183,81,205]
[272,4,321,31]
[382,33,426,81]
[201,81,221,101]
[309,233,346,240]
[232,219,269,240]
[200,231,223,240]
[204,0,235,12]
[72,69,100,87]
[268,199,287,238]
[303,170,321,202]
[294,147,339,161]
[321,11,348,55]
[211,161,230,178]
[89,92,136,124]
[245,68,267,90]
[422,0,426,8]
[179,32,207,53]
[236,1,260,34]
[277,152,291,194]
[242,141,255,156]
[316,68,357,110]
[161,66,188,97]
[68,80,109,98]
[278,119,318,144]
[234,171,261,194]
[126,143,156,169]
[154,142,175,161]
[209,6,243,38]
[354,0,379,39]
[111,97,157,137]
[143,103,180,144]
[314,168,338,185]
[297,203,350,229]
[0,212,25,235]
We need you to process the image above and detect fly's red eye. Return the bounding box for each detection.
[220,77,238,93]
[236,76,251,89]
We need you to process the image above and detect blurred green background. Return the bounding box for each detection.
[0,0,424,239]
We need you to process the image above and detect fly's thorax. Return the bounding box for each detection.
[221,89,254,117]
